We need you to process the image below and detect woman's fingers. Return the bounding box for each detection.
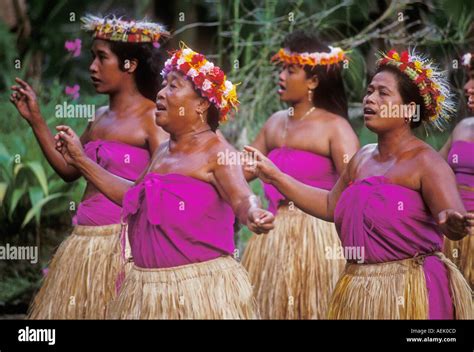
[55,125,75,137]
[15,77,31,90]
[243,145,263,161]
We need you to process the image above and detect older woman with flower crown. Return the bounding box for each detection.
[55,43,275,319]
[244,49,473,319]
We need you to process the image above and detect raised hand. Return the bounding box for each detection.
[242,145,281,184]
[9,77,42,124]
[54,125,85,167]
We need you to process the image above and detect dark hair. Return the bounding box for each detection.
[283,30,348,119]
[107,40,165,101]
[375,65,426,128]
[195,89,219,132]
[207,105,220,132]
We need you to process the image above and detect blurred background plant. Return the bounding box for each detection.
[0,0,472,316]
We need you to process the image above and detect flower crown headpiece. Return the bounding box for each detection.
[462,53,473,69]
[271,46,346,67]
[377,49,455,131]
[81,14,170,45]
[161,42,239,122]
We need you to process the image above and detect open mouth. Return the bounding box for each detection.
[277,83,286,94]
[363,107,376,116]
[91,77,101,84]
[155,103,167,112]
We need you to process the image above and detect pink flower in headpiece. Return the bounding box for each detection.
[65,84,80,100]
[65,38,82,57]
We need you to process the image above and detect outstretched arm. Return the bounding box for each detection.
[10,77,87,182]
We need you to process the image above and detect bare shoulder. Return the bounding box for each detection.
[456,116,474,128]
[353,143,377,162]
[452,117,474,139]
[265,110,287,128]
[347,143,376,177]
[92,105,109,122]
[209,133,238,159]
[414,142,450,172]
[325,112,353,130]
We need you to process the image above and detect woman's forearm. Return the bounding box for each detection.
[30,119,81,182]
[234,194,260,225]
[75,156,134,206]
[272,172,332,221]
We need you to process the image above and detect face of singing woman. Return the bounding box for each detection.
[89,39,127,94]
[464,67,474,112]
[363,70,416,133]
[155,71,202,132]
[278,64,316,104]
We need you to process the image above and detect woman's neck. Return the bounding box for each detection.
[290,99,315,120]
[169,126,213,152]
[108,84,144,113]
[377,126,415,160]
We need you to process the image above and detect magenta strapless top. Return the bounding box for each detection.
[263,147,338,214]
[73,140,150,226]
[334,176,454,319]
[122,173,235,268]
[447,140,474,211]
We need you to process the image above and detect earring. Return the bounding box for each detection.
[404,116,411,124]
[199,112,204,123]
[308,89,313,102]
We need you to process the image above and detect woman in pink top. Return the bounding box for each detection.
[55,43,275,319]
[9,14,169,319]
[440,52,474,290]
[242,30,359,319]
[244,49,473,319]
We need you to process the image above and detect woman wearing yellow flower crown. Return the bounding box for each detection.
[440,52,474,291]
[244,48,473,319]
[54,42,275,319]
[241,30,360,319]
[10,14,170,319]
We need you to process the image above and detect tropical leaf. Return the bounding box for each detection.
[21,193,66,228]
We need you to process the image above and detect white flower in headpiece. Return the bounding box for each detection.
[462,53,472,67]
[300,52,310,60]
[182,48,193,57]
[202,79,213,91]
[224,80,233,94]
[187,68,199,78]
[200,61,214,73]
[177,58,186,66]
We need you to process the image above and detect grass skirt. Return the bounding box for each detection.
[107,256,259,319]
[328,252,473,319]
[242,206,345,319]
[27,224,122,319]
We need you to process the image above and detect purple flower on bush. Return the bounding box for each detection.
[65,84,80,100]
[65,38,82,57]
